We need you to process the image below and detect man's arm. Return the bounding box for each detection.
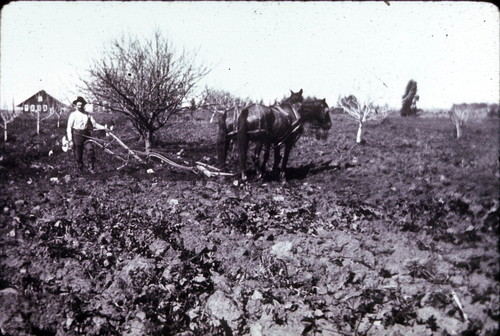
[67,113,74,141]
[90,116,107,130]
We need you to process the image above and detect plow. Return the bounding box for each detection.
[62,129,235,178]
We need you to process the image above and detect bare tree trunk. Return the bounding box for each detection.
[144,131,154,154]
[3,121,7,142]
[339,95,387,145]
[37,113,40,135]
[456,123,462,138]
[356,122,363,143]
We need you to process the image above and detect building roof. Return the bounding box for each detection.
[16,90,67,108]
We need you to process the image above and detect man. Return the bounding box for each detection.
[66,96,107,173]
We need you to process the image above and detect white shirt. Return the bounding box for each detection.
[66,110,105,141]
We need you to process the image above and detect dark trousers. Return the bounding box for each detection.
[72,129,95,170]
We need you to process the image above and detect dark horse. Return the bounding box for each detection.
[217,90,332,180]
[217,89,304,173]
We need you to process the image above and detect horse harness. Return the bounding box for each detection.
[273,104,304,148]
[227,104,267,138]
[226,103,304,147]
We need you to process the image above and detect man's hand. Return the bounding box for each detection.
[62,136,73,152]
[104,125,114,136]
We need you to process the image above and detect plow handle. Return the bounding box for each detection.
[107,131,144,163]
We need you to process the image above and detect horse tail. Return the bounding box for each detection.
[237,107,250,177]
[217,109,229,165]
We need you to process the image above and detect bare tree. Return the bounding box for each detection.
[30,98,54,135]
[401,79,419,117]
[449,104,472,138]
[338,95,388,144]
[84,31,209,152]
[0,102,20,142]
[51,106,66,128]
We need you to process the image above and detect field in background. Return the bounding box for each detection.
[1,110,498,335]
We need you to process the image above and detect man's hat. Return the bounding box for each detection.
[73,96,87,105]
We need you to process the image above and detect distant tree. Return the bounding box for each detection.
[401,80,419,117]
[449,104,472,138]
[487,103,499,118]
[51,105,67,128]
[339,95,388,144]
[0,102,21,142]
[84,31,209,152]
[199,88,247,123]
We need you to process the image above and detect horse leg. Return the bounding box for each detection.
[260,142,271,177]
[222,138,231,166]
[252,141,263,176]
[237,109,249,181]
[279,130,302,180]
[217,113,228,166]
[272,146,282,176]
[279,142,293,181]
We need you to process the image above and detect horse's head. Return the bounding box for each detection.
[287,89,304,104]
[300,98,331,131]
[315,98,332,131]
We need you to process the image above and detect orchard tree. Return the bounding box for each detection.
[401,79,419,117]
[84,31,209,152]
[449,104,472,138]
[51,106,66,128]
[339,95,388,144]
[30,102,54,135]
[0,103,20,142]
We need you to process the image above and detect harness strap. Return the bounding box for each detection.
[291,104,301,121]
[273,105,289,117]
[257,104,263,131]
[275,122,304,148]
[225,105,239,135]
[273,104,301,123]
[232,106,239,132]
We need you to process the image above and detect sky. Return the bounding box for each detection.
[0,1,498,110]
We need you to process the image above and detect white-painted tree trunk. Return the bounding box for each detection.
[3,121,7,141]
[356,122,363,143]
[455,123,462,138]
[36,113,40,135]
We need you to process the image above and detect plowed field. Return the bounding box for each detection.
[1,112,498,335]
